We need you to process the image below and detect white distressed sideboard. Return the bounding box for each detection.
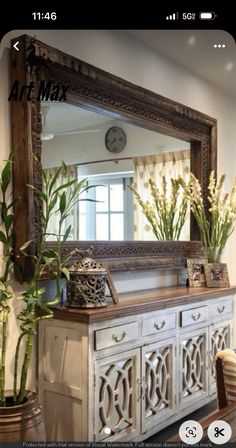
[38,286,236,442]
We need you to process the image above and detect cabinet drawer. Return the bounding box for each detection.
[181,306,208,327]
[210,299,233,318]
[95,322,138,351]
[142,313,176,336]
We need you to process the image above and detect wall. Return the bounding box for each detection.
[42,115,188,173]
[1,30,236,390]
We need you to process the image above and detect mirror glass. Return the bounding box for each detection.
[41,102,190,241]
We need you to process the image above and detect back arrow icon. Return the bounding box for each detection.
[13,41,19,51]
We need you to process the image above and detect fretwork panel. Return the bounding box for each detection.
[210,321,231,394]
[94,349,140,441]
[180,329,208,409]
[142,339,176,432]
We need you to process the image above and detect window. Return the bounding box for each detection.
[78,175,134,240]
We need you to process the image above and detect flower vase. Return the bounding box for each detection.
[206,246,224,263]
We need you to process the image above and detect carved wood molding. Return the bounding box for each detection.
[10,35,217,278]
[46,240,205,271]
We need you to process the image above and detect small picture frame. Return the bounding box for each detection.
[187,258,206,287]
[204,263,230,288]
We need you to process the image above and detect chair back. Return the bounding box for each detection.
[216,349,236,409]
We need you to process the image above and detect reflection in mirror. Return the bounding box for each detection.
[41,103,190,242]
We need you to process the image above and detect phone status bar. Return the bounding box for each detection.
[166,12,217,21]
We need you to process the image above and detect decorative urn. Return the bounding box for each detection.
[67,247,108,308]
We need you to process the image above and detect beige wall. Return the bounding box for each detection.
[42,116,188,173]
[1,30,236,390]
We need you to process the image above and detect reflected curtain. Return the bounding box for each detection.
[44,164,78,241]
[133,150,190,240]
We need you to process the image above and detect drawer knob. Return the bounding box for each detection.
[112,331,126,343]
[191,312,201,321]
[217,306,225,314]
[154,320,166,330]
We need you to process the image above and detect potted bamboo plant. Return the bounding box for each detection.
[0,156,92,441]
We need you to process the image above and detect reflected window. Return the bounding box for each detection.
[79,175,134,240]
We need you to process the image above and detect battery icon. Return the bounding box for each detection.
[199,12,216,20]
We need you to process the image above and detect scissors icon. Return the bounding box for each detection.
[214,426,225,437]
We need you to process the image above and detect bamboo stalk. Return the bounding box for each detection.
[17,322,35,405]
[0,313,3,405]
[13,331,27,404]
[0,307,10,406]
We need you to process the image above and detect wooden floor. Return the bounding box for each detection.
[147,400,217,442]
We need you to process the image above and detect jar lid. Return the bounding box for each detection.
[69,256,107,274]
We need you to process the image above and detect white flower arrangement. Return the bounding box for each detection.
[129,176,189,240]
[180,171,236,262]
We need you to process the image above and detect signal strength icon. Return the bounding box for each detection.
[166,12,178,20]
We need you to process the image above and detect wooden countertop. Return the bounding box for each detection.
[52,285,236,324]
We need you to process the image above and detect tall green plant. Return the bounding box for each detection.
[0,156,95,405]
[0,153,14,406]
[14,161,94,405]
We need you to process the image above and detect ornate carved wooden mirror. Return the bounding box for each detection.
[10,35,216,277]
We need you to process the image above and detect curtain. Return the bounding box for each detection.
[44,164,78,241]
[133,150,190,240]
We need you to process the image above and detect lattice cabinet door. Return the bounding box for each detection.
[141,338,176,434]
[179,328,208,410]
[209,320,232,395]
[94,348,140,442]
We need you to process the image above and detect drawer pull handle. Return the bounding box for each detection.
[217,306,225,314]
[191,313,201,321]
[154,320,166,330]
[112,331,126,343]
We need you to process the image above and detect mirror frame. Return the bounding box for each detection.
[10,35,216,277]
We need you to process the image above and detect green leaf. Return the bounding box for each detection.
[8,149,15,161]
[37,287,46,296]
[1,203,7,222]
[0,231,7,244]
[80,184,100,195]
[26,184,42,194]
[48,194,58,212]
[59,191,66,214]
[78,198,97,202]
[42,249,58,259]
[63,225,71,242]
[43,256,56,267]
[61,160,68,175]
[6,198,18,211]
[60,267,70,280]
[62,249,77,264]
[20,240,34,251]
[1,161,11,193]
[66,197,96,214]
[25,296,36,305]
[36,190,48,202]
[76,178,88,189]
[48,166,62,195]
[53,179,77,195]
[25,285,36,296]
[5,214,13,233]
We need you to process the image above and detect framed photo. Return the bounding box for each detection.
[204,263,230,288]
[187,258,206,287]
